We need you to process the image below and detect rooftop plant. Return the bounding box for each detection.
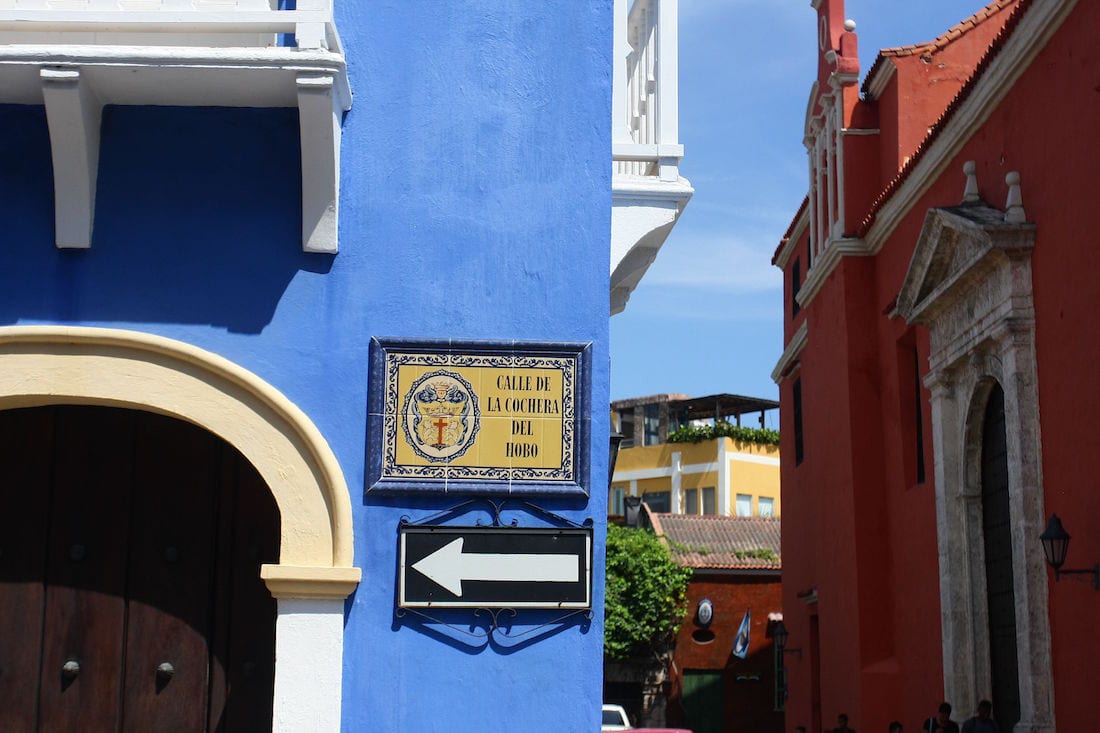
[667,420,779,446]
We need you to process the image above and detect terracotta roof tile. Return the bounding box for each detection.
[862,0,1019,95]
[647,511,781,571]
[882,0,1014,57]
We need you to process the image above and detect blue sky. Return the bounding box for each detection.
[610,0,994,416]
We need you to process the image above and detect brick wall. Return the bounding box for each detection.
[667,573,784,732]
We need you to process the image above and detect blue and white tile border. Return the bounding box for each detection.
[366,337,592,496]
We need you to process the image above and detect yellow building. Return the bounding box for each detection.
[610,394,780,518]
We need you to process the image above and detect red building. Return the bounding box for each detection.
[648,511,784,733]
[772,1,1097,731]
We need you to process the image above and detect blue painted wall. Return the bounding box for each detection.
[0,1,611,731]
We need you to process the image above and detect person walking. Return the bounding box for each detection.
[961,700,999,733]
[832,713,856,733]
[923,702,960,733]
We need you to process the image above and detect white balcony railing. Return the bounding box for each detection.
[612,0,684,182]
[610,0,691,315]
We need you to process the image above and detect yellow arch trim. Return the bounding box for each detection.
[0,326,359,597]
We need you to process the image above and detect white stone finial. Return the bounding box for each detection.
[962,161,980,203]
[844,19,856,32]
[1004,171,1026,223]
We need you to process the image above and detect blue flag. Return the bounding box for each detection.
[732,609,751,659]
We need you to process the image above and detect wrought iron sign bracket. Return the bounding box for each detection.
[395,499,594,649]
[394,606,593,646]
[398,497,592,531]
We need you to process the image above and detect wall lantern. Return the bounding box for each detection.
[772,620,801,659]
[696,598,714,628]
[1040,514,1099,590]
[608,431,623,486]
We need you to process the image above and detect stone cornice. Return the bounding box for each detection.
[771,320,808,385]
[612,175,694,204]
[795,237,868,310]
[262,565,362,600]
[774,204,809,271]
[841,127,880,137]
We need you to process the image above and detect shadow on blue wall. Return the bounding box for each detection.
[391,606,593,656]
[0,104,326,334]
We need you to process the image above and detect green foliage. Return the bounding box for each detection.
[736,547,778,561]
[604,525,693,660]
[667,420,780,446]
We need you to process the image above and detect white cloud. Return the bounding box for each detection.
[643,231,783,292]
[683,198,802,223]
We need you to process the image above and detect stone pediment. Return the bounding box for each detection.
[896,203,1035,325]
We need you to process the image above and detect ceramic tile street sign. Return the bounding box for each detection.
[398,526,592,609]
[368,339,591,495]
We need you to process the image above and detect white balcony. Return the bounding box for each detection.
[611,0,692,316]
[0,0,348,252]
[3,0,688,270]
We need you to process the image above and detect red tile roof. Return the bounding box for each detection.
[861,0,1020,95]
[646,510,781,571]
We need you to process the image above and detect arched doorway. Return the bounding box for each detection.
[0,405,279,730]
[0,326,360,729]
[979,384,1021,729]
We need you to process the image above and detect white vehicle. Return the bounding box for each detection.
[601,704,631,731]
[601,704,694,733]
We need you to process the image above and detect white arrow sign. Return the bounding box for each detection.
[411,537,579,596]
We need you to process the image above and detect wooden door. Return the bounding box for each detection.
[980,384,1021,731]
[0,406,279,732]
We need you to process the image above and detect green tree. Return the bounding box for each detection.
[603,524,693,660]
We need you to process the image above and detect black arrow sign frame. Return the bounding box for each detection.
[398,525,593,610]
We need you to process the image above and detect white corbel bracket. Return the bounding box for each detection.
[296,72,341,254]
[41,68,102,249]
